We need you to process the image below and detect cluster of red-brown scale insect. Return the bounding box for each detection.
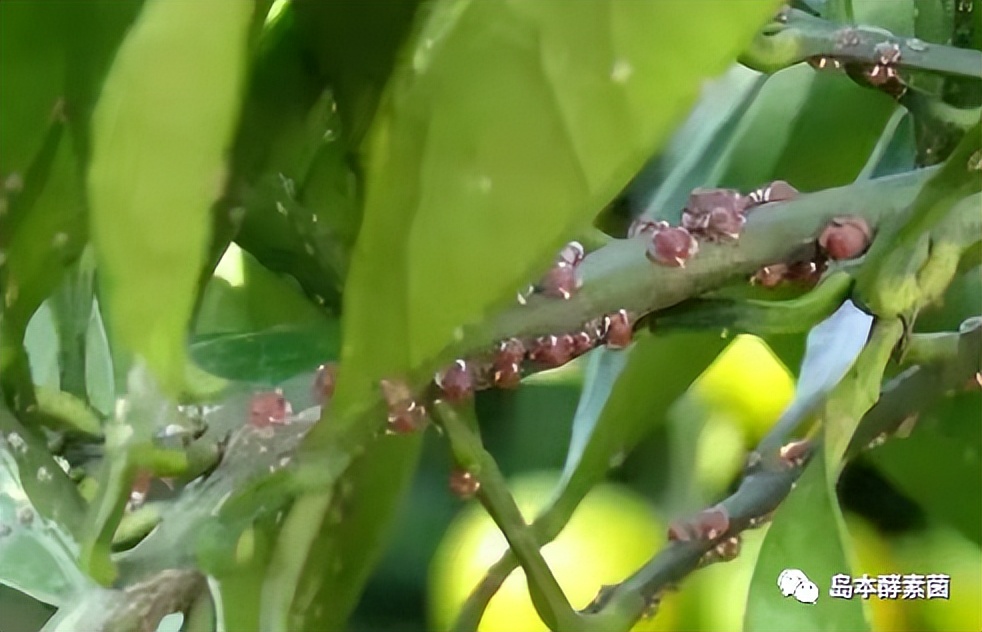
[281,188,874,500]
[807,28,911,99]
[630,181,800,271]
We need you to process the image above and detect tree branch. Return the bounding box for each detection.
[740,8,982,79]
[579,317,982,631]
[233,169,935,558]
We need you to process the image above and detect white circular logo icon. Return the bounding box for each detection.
[778,568,819,604]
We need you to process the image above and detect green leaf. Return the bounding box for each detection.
[224,6,356,312]
[0,2,65,177]
[744,455,869,632]
[191,323,340,385]
[712,67,897,192]
[758,299,874,457]
[0,406,86,539]
[87,0,254,395]
[869,391,982,546]
[330,0,783,424]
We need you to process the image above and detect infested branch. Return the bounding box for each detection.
[578,317,982,631]
[740,8,982,79]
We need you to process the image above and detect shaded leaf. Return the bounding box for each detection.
[224,7,355,312]
[869,391,982,546]
[760,299,873,455]
[191,324,339,386]
[744,455,868,632]
[87,0,254,394]
[293,0,422,147]
[712,67,897,192]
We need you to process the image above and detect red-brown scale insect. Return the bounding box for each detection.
[779,439,812,468]
[448,468,481,499]
[380,378,427,434]
[602,310,633,349]
[667,505,731,542]
[313,362,338,404]
[646,225,699,267]
[627,218,666,238]
[529,334,576,368]
[538,261,581,300]
[683,187,750,242]
[491,338,526,389]
[557,240,585,267]
[748,180,799,206]
[249,389,292,428]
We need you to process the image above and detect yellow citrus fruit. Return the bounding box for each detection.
[429,471,676,631]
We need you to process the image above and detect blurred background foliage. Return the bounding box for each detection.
[0,0,979,631]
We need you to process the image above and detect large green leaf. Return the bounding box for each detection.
[744,456,868,632]
[87,0,254,394]
[329,0,784,420]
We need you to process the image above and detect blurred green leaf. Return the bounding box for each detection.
[191,323,340,385]
[869,391,982,546]
[0,2,64,177]
[84,298,115,417]
[330,0,783,425]
[87,0,254,395]
[744,455,869,632]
